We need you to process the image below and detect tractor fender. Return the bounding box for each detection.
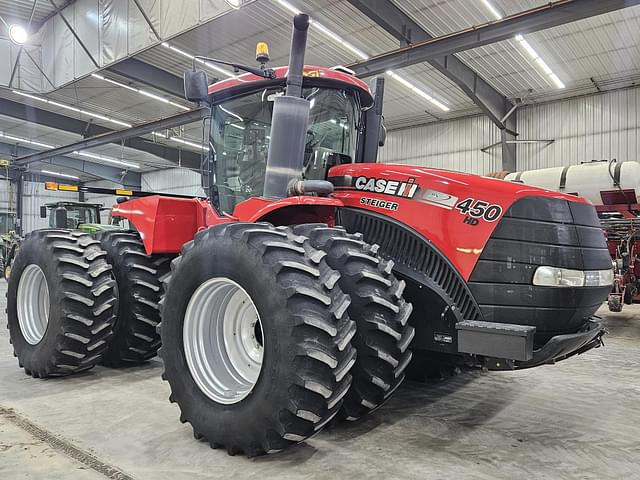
[233,196,343,226]
[336,207,482,355]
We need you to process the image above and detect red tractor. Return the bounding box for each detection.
[6,15,612,456]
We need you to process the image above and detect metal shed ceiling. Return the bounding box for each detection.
[0,0,639,180]
[0,0,69,26]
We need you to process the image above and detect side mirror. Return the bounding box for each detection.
[184,69,209,102]
[378,118,387,147]
[53,207,68,228]
[39,205,47,218]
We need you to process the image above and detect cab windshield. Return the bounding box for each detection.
[50,205,99,229]
[210,86,361,214]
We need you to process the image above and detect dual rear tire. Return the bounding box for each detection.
[6,229,170,376]
[96,231,171,367]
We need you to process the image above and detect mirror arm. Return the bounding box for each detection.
[192,56,276,79]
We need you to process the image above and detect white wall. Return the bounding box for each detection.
[378,114,503,175]
[517,87,640,170]
[84,179,122,212]
[0,177,15,213]
[380,85,640,174]
[141,169,204,196]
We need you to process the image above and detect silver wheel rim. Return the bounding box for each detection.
[183,277,264,405]
[17,264,50,345]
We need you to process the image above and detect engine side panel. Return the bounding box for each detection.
[328,163,589,280]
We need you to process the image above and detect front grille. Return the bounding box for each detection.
[469,196,611,338]
[337,208,481,321]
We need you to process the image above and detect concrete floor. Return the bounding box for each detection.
[1,281,639,480]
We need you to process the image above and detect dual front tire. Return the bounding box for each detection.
[159,223,358,455]
[158,223,413,455]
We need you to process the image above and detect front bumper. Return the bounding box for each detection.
[457,317,606,371]
[514,318,606,369]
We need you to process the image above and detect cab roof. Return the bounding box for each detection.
[207,65,374,107]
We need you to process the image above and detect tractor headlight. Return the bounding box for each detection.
[533,266,613,287]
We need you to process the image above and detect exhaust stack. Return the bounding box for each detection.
[263,14,311,199]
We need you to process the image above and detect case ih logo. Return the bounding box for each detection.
[354,176,419,198]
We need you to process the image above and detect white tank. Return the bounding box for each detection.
[504,161,640,205]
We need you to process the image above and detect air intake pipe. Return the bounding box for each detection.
[263,14,333,199]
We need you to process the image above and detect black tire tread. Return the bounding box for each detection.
[292,224,414,420]
[158,222,357,456]
[6,229,116,377]
[97,230,171,366]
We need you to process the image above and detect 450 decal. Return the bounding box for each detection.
[455,198,502,222]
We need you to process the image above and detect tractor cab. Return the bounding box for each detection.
[39,201,112,233]
[185,43,382,215]
[210,75,366,213]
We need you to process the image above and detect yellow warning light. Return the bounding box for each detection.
[256,42,270,64]
[59,184,78,192]
[44,181,58,191]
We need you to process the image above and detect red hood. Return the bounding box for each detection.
[330,163,590,204]
[329,163,591,279]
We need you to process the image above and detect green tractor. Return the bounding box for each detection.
[39,201,119,233]
[0,211,20,279]
[2,201,120,280]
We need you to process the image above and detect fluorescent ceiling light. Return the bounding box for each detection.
[152,131,210,151]
[311,20,368,60]
[8,24,28,44]
[161,43,236,79]
[73,151,140,169]
[91,74,190,111]
[273,0,451,111]
[386,70,450,112]
[480,1,565,90]
[0,131,55,149]
[480,0,503,20]
[514,35,565,89]
[0,131,139,170]
[168,137,208,150]
[274,0,368,60]
[12,90,133,128]
[41,169,79,180]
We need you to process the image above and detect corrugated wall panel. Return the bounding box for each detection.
[378,115,503,175]
[142,169,204,196]
[84,180,122,212]
[517,86,640,170]
[22,181,77,233]
[0,178,15,213]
